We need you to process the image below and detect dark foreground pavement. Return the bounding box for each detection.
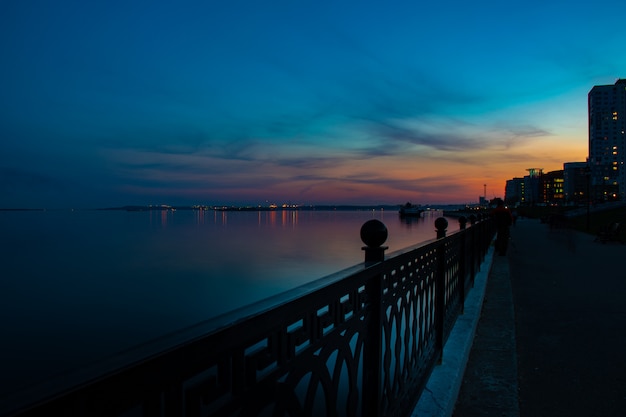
[453,218,626,417]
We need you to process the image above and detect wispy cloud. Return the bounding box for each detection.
[2,0,616,207]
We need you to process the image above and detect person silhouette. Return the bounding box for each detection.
[492,199,513,255]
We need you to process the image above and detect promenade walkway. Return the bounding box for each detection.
[453,217,626,417]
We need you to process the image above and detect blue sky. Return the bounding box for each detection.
[1,0,625,208]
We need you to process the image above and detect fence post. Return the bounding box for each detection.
[468,214,478,277]
[361,219,388,266]
[434,217,448,363]
[475,214,485,262]
[478,214,487,261]
[458,216,467,313]
[435,217,448,239]
[469,220,476,287]
[360,220,388,417]
[459,216,467,230]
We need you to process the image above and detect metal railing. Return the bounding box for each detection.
[4,215,494,417]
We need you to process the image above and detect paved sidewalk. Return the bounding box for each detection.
[452,247,519,417]
[412,239,496,417]
[454,218,626,417]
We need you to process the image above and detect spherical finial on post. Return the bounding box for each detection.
[468,214,477,225]
[435,217,448,239]
[361,219,388,264]
[458,216,467,230]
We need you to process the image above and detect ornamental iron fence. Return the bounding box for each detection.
[4,214,494,417]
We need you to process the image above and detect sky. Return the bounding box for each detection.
[2,0,626,209]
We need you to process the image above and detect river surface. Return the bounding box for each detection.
[0,208,454,398]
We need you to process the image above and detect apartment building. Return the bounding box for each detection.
[588,79,626,201]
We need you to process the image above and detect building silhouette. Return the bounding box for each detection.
[541,169,564,204]
[524,168,543,205]
[503,79,625,205]
[563,162,588,204]
[504,168,567,206]
[588,78,626,201]
[505,177,525,205]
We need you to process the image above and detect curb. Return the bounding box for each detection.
[411,245,495,417]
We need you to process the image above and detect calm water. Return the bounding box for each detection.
[0,208,452,397]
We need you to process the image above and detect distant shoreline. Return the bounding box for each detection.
[1,205,402,212]
[102,204,406,212]
[1,204,474,212]
[0,208,46,211]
